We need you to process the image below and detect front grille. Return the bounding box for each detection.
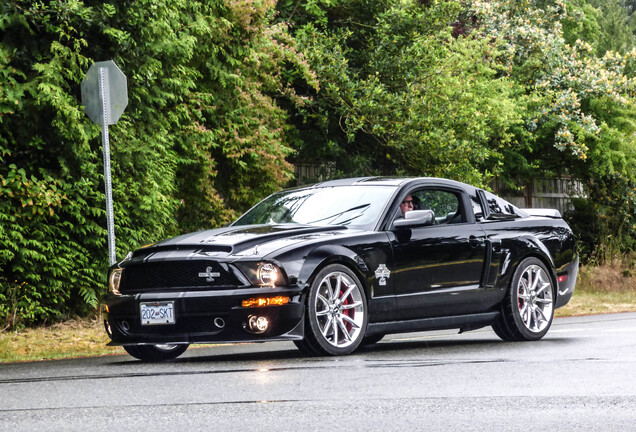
[120,260,241,293]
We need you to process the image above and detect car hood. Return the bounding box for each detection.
[133,224,350,260]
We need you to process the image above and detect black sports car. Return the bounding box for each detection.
[104,177,578,360]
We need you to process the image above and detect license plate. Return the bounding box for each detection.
[140,302,175,325]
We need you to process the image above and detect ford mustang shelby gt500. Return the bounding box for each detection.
[104,177,578,361]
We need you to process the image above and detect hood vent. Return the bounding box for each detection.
[132,244,233,259]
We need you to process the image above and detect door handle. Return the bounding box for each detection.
[469,235,485,248]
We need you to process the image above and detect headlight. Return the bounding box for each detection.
[108,268,123,295]
[258,263,279,286]
[234,262,286,287]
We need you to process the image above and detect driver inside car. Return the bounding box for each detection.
[399,194,415,216]
[399,194,423,216]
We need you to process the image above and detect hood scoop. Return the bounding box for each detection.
[132,244,232,259]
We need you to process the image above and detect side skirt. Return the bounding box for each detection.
[365,311,500,337]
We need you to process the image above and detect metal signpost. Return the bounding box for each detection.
[81,61,128,266]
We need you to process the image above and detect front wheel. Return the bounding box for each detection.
[361,333,385,346]
[123,344,189,362]
[298,264,368,356]
[492,257,555,341]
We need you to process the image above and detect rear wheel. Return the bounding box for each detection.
[123,344,189,362]
[297,264,368,356]
[492,257,555,341]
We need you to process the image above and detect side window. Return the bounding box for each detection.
[484,191,519,216]
[473,190,527,221]
[412,189,464,224]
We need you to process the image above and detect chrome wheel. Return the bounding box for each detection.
[492,257,555,342]
[314,271,365,349]
[516,264,554,333]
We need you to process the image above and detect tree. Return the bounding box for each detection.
[0,0,315,328]
[282,0,527,186]
[585,0,636,55]
[473,0,636,255]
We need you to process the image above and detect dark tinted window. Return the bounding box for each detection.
[484,191,520,215]
[474,190,528,219]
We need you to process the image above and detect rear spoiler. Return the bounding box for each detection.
[522,208,562,218]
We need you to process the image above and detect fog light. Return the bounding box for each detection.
[557,274,568,283]
[248,315,269,334]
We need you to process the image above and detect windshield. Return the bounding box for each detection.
[233,185,396,228]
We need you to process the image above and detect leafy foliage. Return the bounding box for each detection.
[283,0,528,186]
[0,0,314,328]
[585,0,636,56]
[472,0,636,254]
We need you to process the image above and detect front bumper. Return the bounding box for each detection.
[103,285,305,346]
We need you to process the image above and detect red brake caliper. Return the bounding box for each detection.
[341,282,353,332]
[518,278,526,314]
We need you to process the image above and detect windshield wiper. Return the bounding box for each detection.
[333,213,364,225]
[307,204,371,225]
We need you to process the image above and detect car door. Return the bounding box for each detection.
[388,187,488,320]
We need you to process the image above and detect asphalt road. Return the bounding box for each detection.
[2,313,635,431]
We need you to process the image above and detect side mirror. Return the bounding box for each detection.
[393,210,434,229]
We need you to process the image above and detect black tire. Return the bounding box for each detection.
[123,344,189,362]
[298,264,368,356]
[293,338,320,356]
[492,257,555,342]
[361,333,385,346]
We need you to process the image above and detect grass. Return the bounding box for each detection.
[0,317,125,363]
[1,261,634,363]
[555,257,636,317]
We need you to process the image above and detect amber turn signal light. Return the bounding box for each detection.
[242,296,290,308]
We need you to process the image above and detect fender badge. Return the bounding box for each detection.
[375,264,391,286]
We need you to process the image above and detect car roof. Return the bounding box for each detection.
[312,176,474,190]
[312,177,409,187]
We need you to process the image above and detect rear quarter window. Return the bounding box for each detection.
[472,191,528,220]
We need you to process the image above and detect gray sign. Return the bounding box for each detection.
[81,60,128,125]
[81,60,128,265]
